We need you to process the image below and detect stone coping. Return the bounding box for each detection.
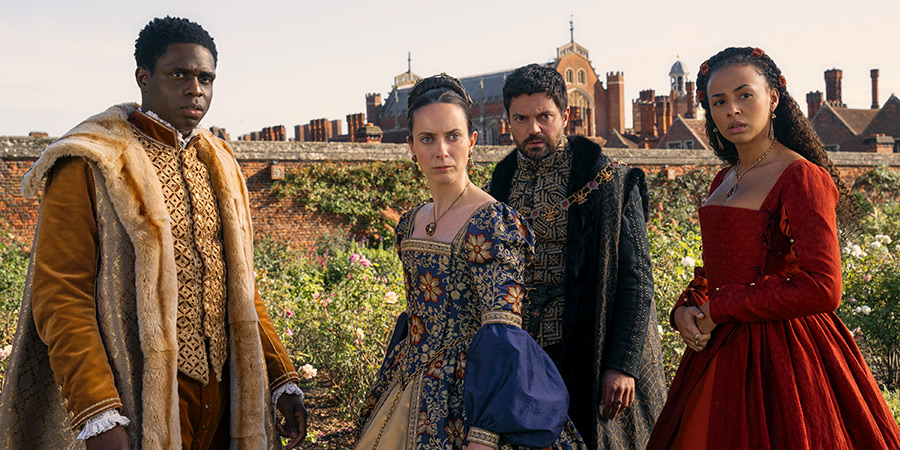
[2,136,898,167]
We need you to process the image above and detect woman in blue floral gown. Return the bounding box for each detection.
[356,74,584,450]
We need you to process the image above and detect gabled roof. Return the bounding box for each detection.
[606,129,638,148]
[655,116,711,150]
[811,103,867,146]
[816,102,879,134]
[860,94,900,138]
[682,117,709,146]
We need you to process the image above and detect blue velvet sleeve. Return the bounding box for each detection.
[464,324,569,447]
[461,203,568,447]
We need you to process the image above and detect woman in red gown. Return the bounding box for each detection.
[647,47,900,449]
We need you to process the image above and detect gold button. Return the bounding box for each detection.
[789,238,795,243]
[750,283,756,286]
[715,287,720,291]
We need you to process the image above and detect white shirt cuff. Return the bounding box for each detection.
[76,409,131,440]
[271,382,304,406]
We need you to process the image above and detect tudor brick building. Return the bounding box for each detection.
[808,68,900,153]
[366,33,627,144]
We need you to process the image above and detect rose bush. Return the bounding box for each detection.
[254,237,406,418]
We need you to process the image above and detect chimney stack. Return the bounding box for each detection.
[806,91,823,119]
[685,81,696,118]
[824,69,844,106]
[871,69,880,109]
[655,95,669,137]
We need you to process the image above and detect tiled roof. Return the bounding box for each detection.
[829,105,879,134]
[682,117,709,145]
[860,95,900,138]
[606,129,637,148]
[812,104,859,147]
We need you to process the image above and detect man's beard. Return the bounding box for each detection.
[515,133,558,160]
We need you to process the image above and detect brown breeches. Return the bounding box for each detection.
[178,369,230,449]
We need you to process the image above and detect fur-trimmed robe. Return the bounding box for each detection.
[489,136,665,450]
[0,104,278,449]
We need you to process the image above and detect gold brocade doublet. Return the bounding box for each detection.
[136,125,228,385]
[506,140,572,347]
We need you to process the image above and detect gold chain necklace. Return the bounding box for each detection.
[425,182,469,236]
[725,140,776,200]
[523,160,619,222]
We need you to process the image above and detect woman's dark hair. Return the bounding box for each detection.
[406,73,473,136]
[696,46,858,230]
[135,16,217,72]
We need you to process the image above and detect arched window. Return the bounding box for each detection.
[578,70,586,85]
[566,69,574,84]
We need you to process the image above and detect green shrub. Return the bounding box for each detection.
[646,167,716,236]
[254,237,406,418]
[838,233,900,389]
[0,226,30,386]
[274,161,494,246]
[884,389,900,427]
[648,221,704,383]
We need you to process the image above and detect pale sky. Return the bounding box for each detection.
[1,0,897,138]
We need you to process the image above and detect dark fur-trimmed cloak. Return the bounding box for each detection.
[489,136,665,449]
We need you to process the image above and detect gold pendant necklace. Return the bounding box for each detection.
[425,182,469,236]
[725,140,776,200]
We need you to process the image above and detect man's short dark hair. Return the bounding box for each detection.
[135,16,217,72]
[502,63,568,114]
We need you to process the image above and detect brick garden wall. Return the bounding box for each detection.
[2,136,898,248]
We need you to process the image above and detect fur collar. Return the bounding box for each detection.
[490,135,608,203]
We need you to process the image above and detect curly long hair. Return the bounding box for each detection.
[695,46,858,230]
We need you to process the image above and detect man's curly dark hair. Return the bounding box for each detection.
[134,16,217,72]
[502,63,568,115]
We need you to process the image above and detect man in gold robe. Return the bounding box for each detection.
[0,16,306,449]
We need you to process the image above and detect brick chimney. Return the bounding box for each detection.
[824,69,844,106]
[806,91,823,119]
[606,72,625,134]
[863,133,893,153]
[366,93,382,125]
[636,89,656,136]
[685,81,696,118]
[294,125,309,142]
[639,92,656,138]
[347,113,365,142]
[871,69,880,109]
[655,95,669,136]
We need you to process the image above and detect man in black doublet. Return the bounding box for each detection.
[488,64,665,450]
